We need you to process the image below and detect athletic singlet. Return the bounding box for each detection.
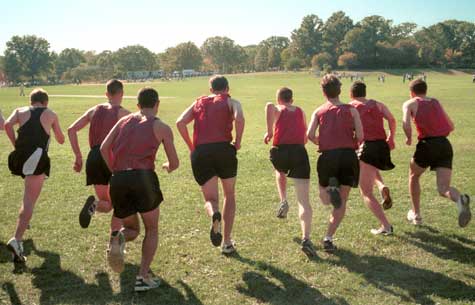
[273,106,306,145]
[316,102,356,152]
[111,114,159,171]
[350,99,387,141]
[192,94,233,146]
[89,104,121,148]
[413,97,452,140]
[15,107,50,154]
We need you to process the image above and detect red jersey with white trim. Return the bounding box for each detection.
[273,106,306,145]
[89,104,121,148]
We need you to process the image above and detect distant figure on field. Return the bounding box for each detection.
[19,83,25,96]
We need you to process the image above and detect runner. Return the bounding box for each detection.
[176,75,245,254]
[264,87,316,257]
[4,88,65,262]
[349,81,396,235]
[67,79,130,229]
[402,78,471,227]
[100,87,179,291]
[307,74,363,252]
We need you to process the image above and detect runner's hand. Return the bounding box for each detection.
[405,137,412,146]
[162,162,172,173]
[233,141,241,151]
[264,132,273,144]
[387,137,395,150]
[73,155,82,172]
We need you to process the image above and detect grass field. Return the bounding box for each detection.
[0,71,474,305]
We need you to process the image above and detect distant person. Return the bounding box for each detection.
[264,87,316,257]
[472,74,475,83]
[350,81,396,235]
[67,79,130,230]
[176,75,245,254]
[100,87,179,291]
[4,88,65,262]
[403,74,406,83]
[307,74,363,252]
[19,83,25,96]
[402,79,471,227]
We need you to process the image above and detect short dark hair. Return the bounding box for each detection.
[410,79,427,95]
[137,87,159,108]
[350,81,366,98]
[106,79,123,95]
[277,87,293,103]
[30,88,48,104]
[209,75,229,91]
[321,74,341,98]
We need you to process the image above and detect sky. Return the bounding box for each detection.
[1,0,474,54]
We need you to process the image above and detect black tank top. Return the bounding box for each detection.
[15,107,50,153]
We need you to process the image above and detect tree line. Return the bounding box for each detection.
[1,11,474,83]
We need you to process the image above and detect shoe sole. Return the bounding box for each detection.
[328,178,342,209]
[381,187,392,210]
[221,247,236,254]
[210,218,222,247]
[276,204,289,218]
[459,197,472,228]
[323,247,336,253]
[134,285,159,292]
[301,247,317,258]
[7,244,26,263]
[79,196,95,228]
[107,242,124,273]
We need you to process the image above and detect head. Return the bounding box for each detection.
[276,87,293,105]
[30,88,49,106]
[137,87,159,114]
[321,74,341,99]
[209,75,229,94]
[409,78,427,98]
[106,79,124,102]
[350,81,366,99]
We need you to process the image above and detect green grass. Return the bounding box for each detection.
[0,71,474,305]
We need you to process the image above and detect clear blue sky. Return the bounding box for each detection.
[2,0,474,54]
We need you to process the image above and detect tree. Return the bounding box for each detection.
[311,52,333,70]
[242,45,258,71]
[4,35,52,81]
[391,22,418,41]
[290,14,324,64]
[255,36,290,70]
[55,48,86,78]
[201,36,243,73]
[322,11,354,59]
[254,46,268,71]
[160,42,202,73]
[285,57,302,71]
[337,52,358,69]
[114,45,158,74]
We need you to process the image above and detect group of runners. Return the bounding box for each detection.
[0,74,471,292]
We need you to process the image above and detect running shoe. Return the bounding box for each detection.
[381,187,393,210]
[7,238,26,263]
[407,210,423,225]
[370,225,394,236]
[79,195,96,228]
[221,240,237,254]
[135,276,160,292]
[301,238,317,257]
[276,200,289,218]
[457,194,471,228]
[210,212,223,247]
[107,230,125,273]
[327,177,342,209]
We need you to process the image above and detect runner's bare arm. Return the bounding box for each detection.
[306,110,319,145]
[402,101,413,145]
[350,107,364,143]
[302,109,308,144]
[67,107,94,172]
[4,109,19,148]
[100,120,122,172]
[176,103,195,152]
[231,99,245,150]
[155,122,179,173]
[51,111,65,144]
[380,103,396,150]
[264,103,277,144]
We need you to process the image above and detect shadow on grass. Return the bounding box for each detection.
[1,240,203,305]
[324,248,475,305]
[402,225,475,266]
[229,253,348,305]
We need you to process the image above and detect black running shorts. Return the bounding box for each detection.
[86,145,111,186]
[317,148,359,187]
[358,140,395,171]
[270,144,310,179]
[8,149,50,178]
[413,137,453,170]
[191,142,238,186]
[110,170,163,219]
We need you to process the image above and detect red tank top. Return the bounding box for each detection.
[316,102,357,151]
[273,106,306,145]
[350,99,387,141]
[111,114,160,171]
[192,94,233,146]
[89,104,121,148]
[413,98,452,140]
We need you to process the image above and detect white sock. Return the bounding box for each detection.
[323,236,333,242]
